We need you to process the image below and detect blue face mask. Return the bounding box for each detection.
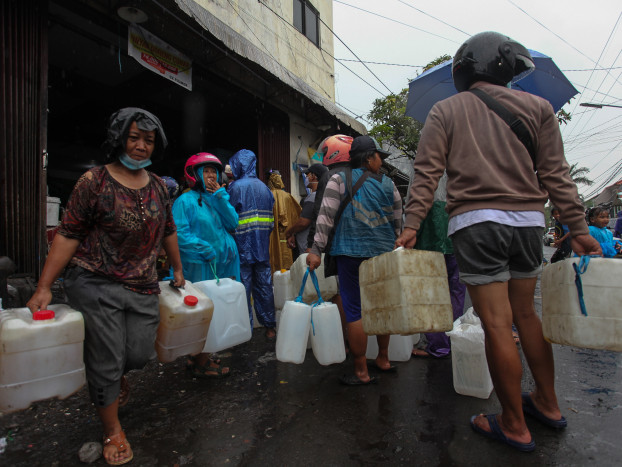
[119,153,152,170]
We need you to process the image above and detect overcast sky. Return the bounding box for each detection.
[332,0,622,198]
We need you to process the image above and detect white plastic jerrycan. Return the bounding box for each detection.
[156,281,214,363]
[276,301,311,364]
[542,256,622,351]
[290,253,338,304]
[194,278,252,353]
[273,269,295,309]
[0,305,86,413]
[365,334,413,362]
[310,300,346,366]
[360,248,453,335]
[276,269,319,364]
[446,307,493,399]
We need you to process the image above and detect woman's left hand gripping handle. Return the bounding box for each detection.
[26,287,52,314]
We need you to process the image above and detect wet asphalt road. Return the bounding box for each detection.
[1,246,621,466]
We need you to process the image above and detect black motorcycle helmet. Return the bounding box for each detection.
[452,31,535,93]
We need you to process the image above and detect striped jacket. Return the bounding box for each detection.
[311,168,402,258]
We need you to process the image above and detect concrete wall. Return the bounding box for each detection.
[192,0,335,102]
[288,116,326,201]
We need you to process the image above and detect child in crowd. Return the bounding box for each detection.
[587,207,622,258]
[550,207,572,263]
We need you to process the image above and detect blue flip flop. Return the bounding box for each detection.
[470,414,536,452]
[522,392,568,429]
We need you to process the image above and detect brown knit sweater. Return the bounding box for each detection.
[404,81,589,237]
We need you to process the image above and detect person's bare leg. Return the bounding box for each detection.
[98,400,132,464]
[509,277,563,421]
[333,294,349,352]
[347,319,370,382]
[467,282,532,445]
[375,335,391,369]
[192,353,230,376]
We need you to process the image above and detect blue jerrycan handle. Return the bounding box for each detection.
[295,268,324,304]
[295,269,310,303]
[309,269,324,305]
[308,268,324,336]
[572,255,597,316]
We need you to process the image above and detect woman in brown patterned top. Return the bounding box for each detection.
[27,108,184,465]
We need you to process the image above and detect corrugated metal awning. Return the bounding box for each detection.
[174,0,366,135]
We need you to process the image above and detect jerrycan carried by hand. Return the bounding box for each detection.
[0,305,86,413]
[276,269,316,364]
[290,254,338,304]
[156,280,214,363]
[308,270,345,366]
[360,248,453,335]
[194,273,251,353]
[542,256,622,351]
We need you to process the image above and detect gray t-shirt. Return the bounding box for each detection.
[295,191,316,255]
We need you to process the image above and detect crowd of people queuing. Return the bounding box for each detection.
[26,30,615,464]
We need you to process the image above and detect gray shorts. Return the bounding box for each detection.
[450,222,543,285]
[64,267,159,407]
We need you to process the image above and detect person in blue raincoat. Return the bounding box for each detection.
[586,206,622,258]
[227,149,277,340]
[173,153,239,377]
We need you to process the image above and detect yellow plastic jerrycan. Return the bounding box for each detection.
[156,281,214,363]
[359,248,453,335]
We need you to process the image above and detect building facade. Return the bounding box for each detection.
[1,0,365,276]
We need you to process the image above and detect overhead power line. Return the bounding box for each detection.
[396,0,470,36]
[257,0,388,100]
[563,66,622,72]
[336,58,424,68]
[316,13,394,95]
[507,0,608,66]
[334,0,461,44]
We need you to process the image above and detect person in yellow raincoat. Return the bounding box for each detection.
[266,169,302,273]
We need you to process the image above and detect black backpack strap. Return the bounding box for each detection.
[468,88,537,171]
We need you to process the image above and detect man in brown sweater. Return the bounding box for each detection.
[396,32,601,451]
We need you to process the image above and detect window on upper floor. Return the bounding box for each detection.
[293,0,319,47]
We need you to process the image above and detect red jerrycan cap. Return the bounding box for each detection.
[184,295,198,306]
[33,309,56,320]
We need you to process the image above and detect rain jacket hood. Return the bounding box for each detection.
[196,166,221,189]
[229,149,257,180]
[104,107,168,159]
[227,150,275,264]
[267,173,285,190]
[172,187,240,282]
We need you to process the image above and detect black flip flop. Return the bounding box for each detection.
[369,362,397,373]
[339,374,378,386]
